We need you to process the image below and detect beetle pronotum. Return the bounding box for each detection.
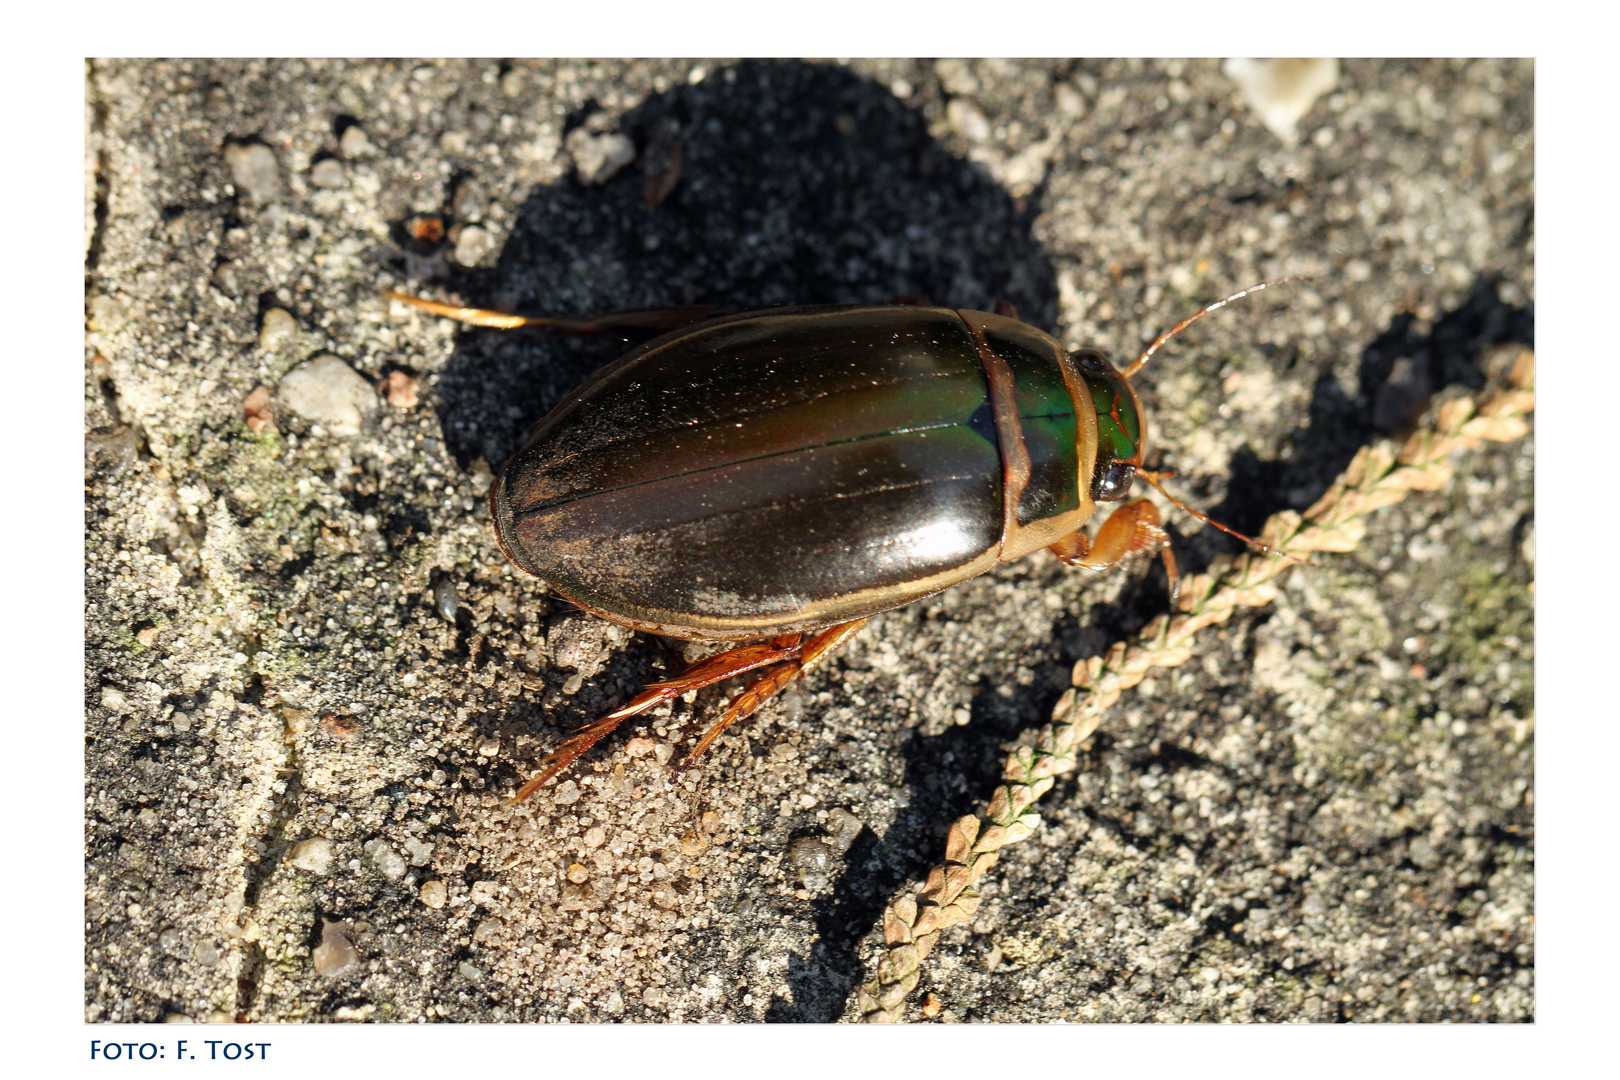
[388,282,1300,802]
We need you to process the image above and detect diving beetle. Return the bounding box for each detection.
[388,282,1296,803]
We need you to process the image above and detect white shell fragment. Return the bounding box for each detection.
[277,353,376,436]
[567,129,636,185]
[1224,58,1340,142]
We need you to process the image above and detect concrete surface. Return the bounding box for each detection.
[84,58,1533,1023]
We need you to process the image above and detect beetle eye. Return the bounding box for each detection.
[1092,462,1137,502]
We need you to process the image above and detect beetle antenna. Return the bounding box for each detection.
[1121,277,1305,380]
[1136,469,1311,567]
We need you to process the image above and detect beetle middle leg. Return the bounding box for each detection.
[1049,499,1180,605]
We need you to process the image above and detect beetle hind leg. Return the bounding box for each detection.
[1050,499,1180,606]
[680,618,871,770]
[507,635,805,804]
[385,290,717,336]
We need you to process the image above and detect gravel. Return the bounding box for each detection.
[84,58,1532,1025]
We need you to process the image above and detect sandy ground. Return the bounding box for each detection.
[84,58,1532,1023]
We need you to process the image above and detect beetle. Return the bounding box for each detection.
[388,282,1297,803]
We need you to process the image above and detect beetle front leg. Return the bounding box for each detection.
[1049,499,1180,605]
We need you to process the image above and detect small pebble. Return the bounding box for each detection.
[320,713,361,740]
[624,737,655,758]
[406,215,444,245]
[552,780,581,806]
[679,831,708,857]
[566,863,590,884]
[825,808,864,854]
[310,158,346,189]
[159,928,184,955]
[583,827,606,848]
[277,353,375,436]
[87,424,140,473]
[453,225,494,266]
[786,837,836,892]
[433,578,458,621]
[312,920,359,977]
[451,179,486,221]
[381,369,419,408]
[403,837,434,867]
[288,837,335,875]
[419,879,448,909]
[241,385,275,433]
[458,961,483,982]
[472,918,504,945]
[339,124,372,158]
[210,261,241,295]
[477,737,501,757]
[191,940,219,968]
[223,141,283,203]
[363,839,406,880]
[135,626,160,648]
[946,99,991,142]
[258,308,297,350]
[567,129,636,184]
[641,117,683,209]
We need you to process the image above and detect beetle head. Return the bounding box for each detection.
[1070,349,1147,503]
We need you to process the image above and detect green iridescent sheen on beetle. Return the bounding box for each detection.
[1086,372,1141,464]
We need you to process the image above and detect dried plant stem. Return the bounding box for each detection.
[854,352,1534,1022]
